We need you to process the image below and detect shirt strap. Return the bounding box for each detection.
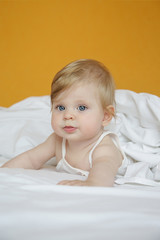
[88,131,113,168]
[62,138,66,159]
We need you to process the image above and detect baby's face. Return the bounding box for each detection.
[51,82,106,142]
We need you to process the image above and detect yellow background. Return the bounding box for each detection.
[0,0,160,107]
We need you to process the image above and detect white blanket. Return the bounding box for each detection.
[110,90,160,186]
[0,90,160,186]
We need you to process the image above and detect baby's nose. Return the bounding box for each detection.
[64,109,75,120]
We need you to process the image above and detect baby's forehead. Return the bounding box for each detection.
[53,82,101,103]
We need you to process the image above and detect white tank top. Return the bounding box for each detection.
[56,131,127,177]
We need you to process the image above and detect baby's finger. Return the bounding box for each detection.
[57,180,71,185]
[57,180,84,186]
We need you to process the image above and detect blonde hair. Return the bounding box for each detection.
[51,59,115,112]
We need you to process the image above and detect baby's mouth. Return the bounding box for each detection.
[63,126,77,133]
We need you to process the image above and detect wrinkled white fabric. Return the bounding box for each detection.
[107,90,160,186]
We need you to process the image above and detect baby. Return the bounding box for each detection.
[2,59,124,187]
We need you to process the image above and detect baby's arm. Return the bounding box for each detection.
[58,136,123,187]
[1,133,56,169]
[87,136,123,187]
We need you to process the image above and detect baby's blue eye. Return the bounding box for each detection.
[78,105,87,111]
[57,105,65,111]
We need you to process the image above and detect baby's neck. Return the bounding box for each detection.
[66,130,103,152]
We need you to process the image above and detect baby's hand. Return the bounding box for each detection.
[57,179,93,186]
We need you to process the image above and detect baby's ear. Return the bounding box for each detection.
[102,105,115,127]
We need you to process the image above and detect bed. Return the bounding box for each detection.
[0,90,160,240]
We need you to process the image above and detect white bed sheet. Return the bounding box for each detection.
[0,157,160,240]
[0,90,160,240]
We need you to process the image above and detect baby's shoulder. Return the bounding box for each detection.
[51,133,63,152]
[92,134,118,158]
[53,133,63,144]
[44,133,62,148]
[98,133,114,148]
[43,133,63,158]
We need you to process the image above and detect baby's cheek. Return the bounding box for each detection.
[83,121,101,137]
[51,116,58,131]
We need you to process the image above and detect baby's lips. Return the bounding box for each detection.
[63,126,77,133]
